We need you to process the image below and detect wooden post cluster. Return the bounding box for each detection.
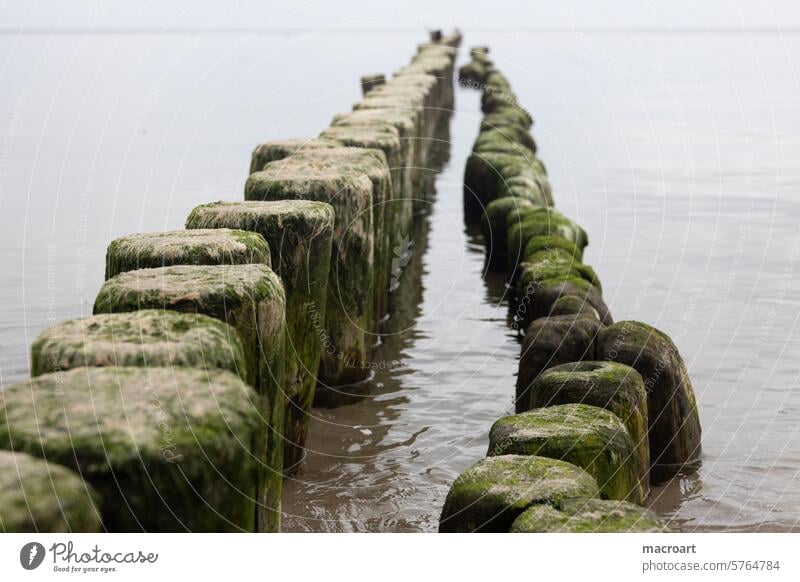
[0,31,461,533]
[246,31,462,396]
[440,50,701,533]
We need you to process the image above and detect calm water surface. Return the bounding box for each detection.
[1,30,799,532]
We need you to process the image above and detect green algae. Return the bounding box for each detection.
[511,497,669,533]
[551,294,602,319]
[439,454,599,532]
[596,321,702,482]
[31,310,246,380]
[0,450,101,533]
[528,361,651,497]
[515,314,604,412]
[506,208,589,273]
[245,157,375,387]
[0,367,260,532]
[186,200,334,471]
[489,404,644,504]
[464,151,547,218]
[104,229,271,280]
[480,196,538,263]
[92,263,286,531]
[249,138,334,174]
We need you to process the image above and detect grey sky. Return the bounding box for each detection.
[2,0,800,31]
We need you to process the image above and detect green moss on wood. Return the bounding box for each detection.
[473,128,536,157]
[464,151,548,218]
[104,229,271,280]
[511,498,669,533]
[515,314,604,412]
[0,367,260,532]
[31,310,246,380]
[480,196,538,261]
[439,455,599,532]
[250,138,333,174]
[596,321,702,482]
[488,404,645,504]
[507,209,589,273]
[245,157,374,387]
[93,264,286,531]
[523,235,583,262]
[186,200,334,470]
[551,294,602,319]
[480,109,533,132]
[515,273,612,329]
[528,361,650,497]
[0,450,101,532]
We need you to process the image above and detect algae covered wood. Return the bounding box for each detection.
[510,498,668,533]
[249,138,334,174]
[488,403,645,504]
[104,228,271,280]
[245,157,375,387]
[330,109,418,223]
[93,263,286,531]
[527,361,650,495]
[439,454,599,533]
[480,196,538,265]
[549,294,602,319]
[31,310,246,379]
[0,450,101,533]
[515,314,603,412]
[318,123,413,233]
[596,321,702,482]
[360,73,386,95]
[277,147,394,328]
[0,367,261,532]
[506,207,588,273]
[186,200,334,470]
[464,151,549,219]
[516,275,612,329]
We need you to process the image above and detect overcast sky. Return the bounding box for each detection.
[2,0,800,31]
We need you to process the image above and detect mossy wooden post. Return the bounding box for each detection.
[517,274,611,329]
[596,321,702,482]
[351,91,428,210]
[278,148,394,327]
[31,310,246,379]
[360,73,385,95]
[515,314,603,413]
[488,404,645,504]
[249,138,333,174]
[550,293,602,319]
[329,111,417,245]
[528,361,650,496]
[511,498,668,533]
[514,247,600,290]
[245,156,375,388]
[506,207,588,274]
[464,151,549,221]
[0,367,261,531]
[104,229,271,279]
[439,455,598,532]
[186,200,334,471]
[318,123,413,235]
[459,51,490,84]
[0,451,102,532]
[409,41,458,112]
[93,264,286,531]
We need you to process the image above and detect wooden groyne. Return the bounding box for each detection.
[0,30,461,533]
[438,48,701,533]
